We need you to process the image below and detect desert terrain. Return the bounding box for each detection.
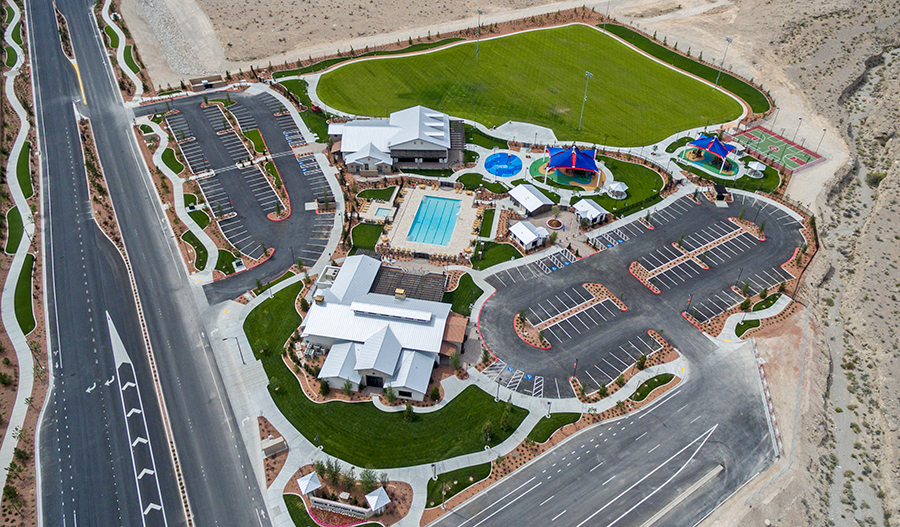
[120,0,900,525]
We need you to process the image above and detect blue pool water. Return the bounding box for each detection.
[484,153,523,177]
[406,196,461,246]
[374,207,391,218]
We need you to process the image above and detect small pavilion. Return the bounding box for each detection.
[365,487,391,515]
[607,181,628,200]
[686,135,737,173]
[297,472,321,497]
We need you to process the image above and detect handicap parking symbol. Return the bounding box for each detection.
[606,243,613,248]
[525,374,533,380]
[551,266,558,271]
[507,366,514,372]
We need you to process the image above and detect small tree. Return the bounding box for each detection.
[359,469,378,494]
[380,472,389,488]
[778,281,786,293]
[314,460,327,477]
[738,206,746,220]
[430,385,440,402]
[677,234,684,247]
[615,375,625,387]
[636,355,647,370]
[759,219,766,234]
[616,400,626,411]
[500,409,510,431]
[597,384,608,398]
[759,287,768,299]
[450,351,461,371]
[384,386,396,403]
[342,380,353,397]
[319,379,331,396]
[300,298,310,312]
[482,420,493,443]
[549,232,558,244]
[326,459,342,485]
[741,281,751,296]
[481,347,491,365]
[740,298,751,311]
[341,466,356,489]
[404,401,414,422]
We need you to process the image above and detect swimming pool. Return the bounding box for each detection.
[485,153,522,177]
[406,196,461,246]
[374,207,391,218]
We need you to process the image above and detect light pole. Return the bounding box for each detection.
[815,128,826,154]
[714,37,732,88]
[476,9,483,61]
[578,71,594,132]
[792,117,802,143]
[771,107,780,128]
[547,401,552,417]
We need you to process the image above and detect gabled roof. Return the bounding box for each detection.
[608,181,629,193]
[509,221,548,246]
[336,119,399,154]
[509,184,553,213]
[365,487,391,511]
[356,326,403,375]
[443,312,468,344]
[547,146,598,173]
[388,106,450,149]
[297,472,321,495]
[387,349,435,395]
[323,255,382,304]
[318,341,362,384]
[346,142,392,166]
[573,199,609,220]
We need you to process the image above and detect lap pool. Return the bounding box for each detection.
[406,196,461,246]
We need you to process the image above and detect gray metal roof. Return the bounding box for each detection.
[355,327,403,376]
[387,349,436,395]
[318,341,362,385]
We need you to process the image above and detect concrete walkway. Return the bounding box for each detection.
[0,0,35,492]
[100,0,143,100]
[140,117,219,283]
[717,293,793,342]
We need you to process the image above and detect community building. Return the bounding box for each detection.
[328,106,465,175]
[572,199,610,225]
[508,184,553,216]
[509,220,549,251]
[302,255,466,401]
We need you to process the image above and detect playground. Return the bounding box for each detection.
[729,126,822,172]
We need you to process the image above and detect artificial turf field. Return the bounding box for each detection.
[316,24,744,146]
[730,126,822,171]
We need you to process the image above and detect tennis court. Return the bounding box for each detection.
[730,126,822,171]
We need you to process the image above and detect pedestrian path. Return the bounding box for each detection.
[717,293,792,341]
[101,0,143,100]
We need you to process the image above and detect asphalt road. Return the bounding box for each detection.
[479,195,803,397]
[432,336,775,527]
[136,93,335,304]
[33,0,270,525]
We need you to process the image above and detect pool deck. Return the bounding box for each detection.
[386,186,478,256]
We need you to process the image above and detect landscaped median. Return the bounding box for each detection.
[15,254,36,334]
[244,282,528,468]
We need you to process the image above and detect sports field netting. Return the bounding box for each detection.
[316,25,743,147]
[730,126,822,172]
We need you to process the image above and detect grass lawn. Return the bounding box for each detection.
[735,319,760,337]
[161,148,184,174]
[357,186,396,201]
[4,46,15,68]
[150,113,164,124]
[403,168,454,178]
[123,45,140,73]
[12,21,21,46]
[351,223,384,249]
[426,463,491,508]
[542,176,582,192]
[573,156,663,216]
[630,373,675,402]
[753,293,781,311]
[184,194,211,229]
[665,136,692,153]
[472,242,522,271]
[277,80,330,142]
[17,141,32,199]
[278,79,313,107]
[181,231,207,271]
[442,273,483,317]
[536,186,560,204]
[139,124,153,134]
[103,25,118,49]
[264,162,282,186]
[273,38,464,78]
[243,129,266,154]
[479,208,495,238]
[254,271,296,296]
[464,150,480,164]
[676,159,780,194]
[5,207,22,254]
[15,253,34,334]
[209,98,236,107]
[317,25,742,146]
[605,24,770,114]
[283,494,379,527]
[465,124,508,150]
[4,6,12,24]
[245,283,528,467]
[216,250,239,275]
[527,413,580,443]
[458,173,507,194]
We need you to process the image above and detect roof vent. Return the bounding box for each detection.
[314,294,325,304]
[394,288,406,300]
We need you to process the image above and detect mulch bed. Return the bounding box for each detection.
[259,416,288,488]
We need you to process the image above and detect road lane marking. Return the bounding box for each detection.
[457,477,537,527]
[469,482,542,527]
[551,510,567,522]
[649,444,660,453]
[602,475,616,486]
[635,432,647,441]
[540,496,554,506]
[590,462,603,472]
[690,415,702,423]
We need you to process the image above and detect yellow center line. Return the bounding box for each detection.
[72,60,87,105]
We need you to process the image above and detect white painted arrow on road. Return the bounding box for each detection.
[137,468,155,480]
[126,408,142,417]
[143,503,162,516]
[122,381,136,390]
[105,376,115,386]
[132,437,148,447]
[85,382,96,393]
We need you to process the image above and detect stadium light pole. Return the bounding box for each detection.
[815,128,826,154]
[476,9,484,61]
[578,71,594,132]
[792,117,802,143]
[714,37,733,88]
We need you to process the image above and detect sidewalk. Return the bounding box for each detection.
[717,293,793,342]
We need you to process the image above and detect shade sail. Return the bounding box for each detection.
[689,135,736,160]
[547,146,598,173]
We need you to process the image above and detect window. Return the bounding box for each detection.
[398,390,412,398]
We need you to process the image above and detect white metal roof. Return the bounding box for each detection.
[387,349,436,395]
[749,161,767,172]
[509,221,547,246]
[509,184,553,213]
[324,255,382,304]
[350,301,432,322]
[608,181,629,193]
[337,119,398,154]
[573,199,609,220]
[365,487,391,511]
[388,106,450,149]
[355,326,403,375]
[346,142,392,166]
[297,472,321,495]
[318,341,362,385]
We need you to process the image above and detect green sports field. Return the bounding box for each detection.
[316,25,743,146]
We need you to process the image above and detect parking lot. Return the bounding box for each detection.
[226,102,257,131]
[588,219,648,249]
[165,112,194,141]
[678,219,739,252]
[220,132,251,164]
[197,175,233,217]
[274,114,307,147]
[521,284,624,345]
[486,249,576,289]
[218,215,265,259]
[238,166,281,214]
[579,333,662,392]
[645,196,699,225]
[649,260,706,291]
[296,154,333,202]
[297,214,335,262]
[202,105,229,132]
[697,232,759,265]
[639,243,684,272]
[178,140,211,174]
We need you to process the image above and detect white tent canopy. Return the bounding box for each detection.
[748,161,767,172]
[365,487,391,512]
[297,472,321,495]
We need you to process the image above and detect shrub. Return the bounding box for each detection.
[450,351,461,371]
[359,468,378,494]
[430,385,440,402]
[342,380,352,396]
[597,384,608,398]
[300,298,310,312]
[0,373,12,386]
[759,287,768,299]
[341,467,356,489]
[481,348,491,365]
[482,420,493,442]
[615,375,625,387]
[384,386,396,403]
[318,379,330,396]
[500,409,510,431]
[636,354,647,370]
[314,460,326,477]
[778,281,786,292]
[1,357,9,366]
[404,401,414,422]
[740,298,751,311]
